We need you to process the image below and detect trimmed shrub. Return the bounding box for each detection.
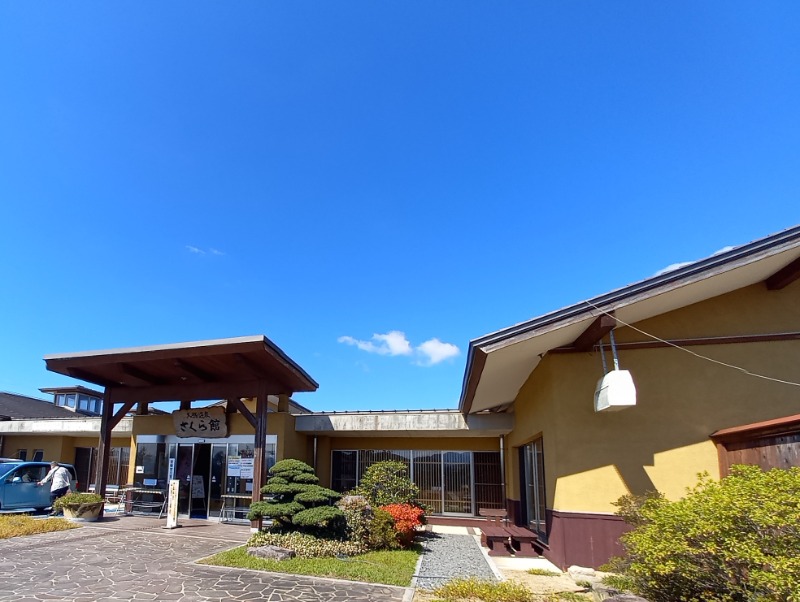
[380,503,424,546]
[337,496,374,548]
[614,465,800,602]
[352,461,420,507]
[337,496,401,550]
[247,530,365,558]
[369,507,400,550]
[247,459,344,535]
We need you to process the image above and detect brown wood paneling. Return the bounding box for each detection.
[545,510,630,570]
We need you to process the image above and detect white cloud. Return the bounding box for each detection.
[416,338,460,366]
[338,331,460,367]
[337,331,413,356]
[186,245,225,256]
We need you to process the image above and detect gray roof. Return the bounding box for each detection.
[0,391,86,420]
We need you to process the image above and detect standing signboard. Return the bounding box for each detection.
[164,479,180,529]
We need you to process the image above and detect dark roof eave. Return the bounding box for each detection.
[458,224,800,413]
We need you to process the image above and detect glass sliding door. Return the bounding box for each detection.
[522,438,547,541]
[175,444,194,515]
[473,451,504,510]
[412,451,442,513]
[208,444,226,519]
[442,451,473,515]
[332,450,358,492]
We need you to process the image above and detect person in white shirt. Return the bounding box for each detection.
[38,461,71,515]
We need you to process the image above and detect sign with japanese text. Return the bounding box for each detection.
[239,458,254,479]
[165,480,180,529]
[172,406,228,438]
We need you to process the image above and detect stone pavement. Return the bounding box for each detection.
[0,516,408,601]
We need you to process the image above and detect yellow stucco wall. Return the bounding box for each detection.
[2,435,130,465]
[509,281,800,514]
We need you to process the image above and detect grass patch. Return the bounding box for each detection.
[0,515,79,539]
[198,544,420,587]
[526,568,562,577]
[432,577,533,602]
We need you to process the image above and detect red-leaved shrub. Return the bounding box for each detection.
[380,503,424,546]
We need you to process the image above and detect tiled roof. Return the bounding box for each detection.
[0,391,86,419]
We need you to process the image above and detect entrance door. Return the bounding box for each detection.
[175,444,194,515]
[74,447,93,492]
[209,444,226,519]
[191,444,211,518]
[442,451,473,514]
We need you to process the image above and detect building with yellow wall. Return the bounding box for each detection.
[2,225,799,569]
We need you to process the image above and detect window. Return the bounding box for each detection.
[55,394,66,407]
[331,450,358,492]
[65,394,76,408]
[32,449,44,461]
[330,449,503,516]
[16,449,27,461]
[521,438,547,541]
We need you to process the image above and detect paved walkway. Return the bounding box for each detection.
[0,516,408,601]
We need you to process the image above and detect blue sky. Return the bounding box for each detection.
[1,2,798,411]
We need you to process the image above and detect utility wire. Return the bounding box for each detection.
[583,300,800,389]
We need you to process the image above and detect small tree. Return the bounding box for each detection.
[247,459,344,534]
[351,461,420,507]
[614,465,800,602]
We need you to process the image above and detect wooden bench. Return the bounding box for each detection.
[480,525,512,556]
[478,507,508,525]
[506,525,539,557]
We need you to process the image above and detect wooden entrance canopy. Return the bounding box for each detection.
[44,335,318,524]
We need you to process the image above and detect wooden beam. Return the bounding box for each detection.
[110,401,137,430]
[173,359,216,382]
[119,362,167,386]
[571,313,616,352]
[233,354,287,391]
[66,367,119,389]
[136,402,150,415]
[251,380,270,531]
[180,399,192,411]
[102,380,265,404]
[551,331,800,353]
[226,396,257,429]
[765,256,800,290]
[94,388,114,515]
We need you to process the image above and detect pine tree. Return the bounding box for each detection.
[247,459,344,533]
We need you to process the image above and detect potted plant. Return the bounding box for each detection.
[53,492,105,522]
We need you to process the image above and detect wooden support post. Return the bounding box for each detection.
[250,381,270,531]
[136,402,149,415]
[277,394,289,413]
[180,399,191,411]
[94,388,114,516]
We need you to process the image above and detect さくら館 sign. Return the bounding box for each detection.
[172,406,228,438]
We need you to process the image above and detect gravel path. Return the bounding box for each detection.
[414,532,497,591]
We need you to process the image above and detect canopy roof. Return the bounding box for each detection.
[460,224,800,414]
[44,335,318,403]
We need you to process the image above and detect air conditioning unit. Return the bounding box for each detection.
[594,369,636,412]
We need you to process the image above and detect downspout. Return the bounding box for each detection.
[313,436,318,471]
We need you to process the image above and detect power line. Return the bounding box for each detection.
[583,300,800,389]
